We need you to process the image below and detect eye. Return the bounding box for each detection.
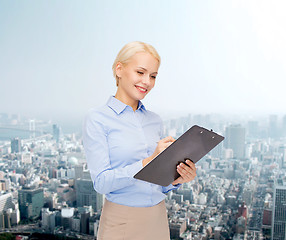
[151,76,157,79]
[137,71,144,75]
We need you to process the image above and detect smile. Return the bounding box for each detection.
[135,85,148,93]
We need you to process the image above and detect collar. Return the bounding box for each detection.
[107,96,146,114]
[107,96,146,115]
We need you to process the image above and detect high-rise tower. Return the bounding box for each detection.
[272,180,286,240]
[224,125,245,159]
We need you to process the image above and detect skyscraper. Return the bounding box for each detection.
[11,138,21,153]
[75,179,103,212]
[224,125,245,159]
[272,180,286,240]
[282,115,286,138]
[269,115,279,139]
[52,124,61,143]
[18,187,44,220]
[0,193,14,212]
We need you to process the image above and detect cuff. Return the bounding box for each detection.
[162,183,182,193]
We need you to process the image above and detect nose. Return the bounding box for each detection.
[141,74,151,86]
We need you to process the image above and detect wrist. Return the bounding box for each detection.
[142,154,155,167]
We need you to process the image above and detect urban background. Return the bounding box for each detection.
[0,113,286,239]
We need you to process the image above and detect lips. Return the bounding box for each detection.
[135,85,148,93]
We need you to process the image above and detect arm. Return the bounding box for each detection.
[83,112,145,195]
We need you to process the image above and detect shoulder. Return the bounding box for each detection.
[85,105,108,119]
[84,104,114,131]
[85,101,117,121]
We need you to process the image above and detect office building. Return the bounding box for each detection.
[0,193,14,212]
[272,181,286,240]
[18,187,44,220]
[269,115,279,139]
[75,179,103,212]
[52,124,61,143]
[0,193,20,228]
[224,125,245,159]
[282,115,286,137]
[11,138,21,153]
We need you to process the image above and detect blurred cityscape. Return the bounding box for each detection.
[0,112,286,239]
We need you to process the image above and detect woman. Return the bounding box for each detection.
[83,41,196,240]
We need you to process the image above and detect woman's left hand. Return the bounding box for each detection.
[172,159,197,185]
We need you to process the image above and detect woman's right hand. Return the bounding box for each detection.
[142,136,175,167]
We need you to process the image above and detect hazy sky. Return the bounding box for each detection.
[1,0,286,122]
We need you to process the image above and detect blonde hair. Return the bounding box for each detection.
[112,41,161,86]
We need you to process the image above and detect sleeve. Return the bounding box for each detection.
[82,111,142,195]
[162,183,182,193]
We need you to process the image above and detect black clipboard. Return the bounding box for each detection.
[134,125,224,186]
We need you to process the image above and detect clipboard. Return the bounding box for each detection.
[134,125,224,186]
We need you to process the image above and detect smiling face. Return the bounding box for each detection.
[115,52,159,110]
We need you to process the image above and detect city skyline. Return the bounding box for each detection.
[1,0,286,123]
[1,112,286,239]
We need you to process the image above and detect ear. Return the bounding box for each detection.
[115,62,123,78]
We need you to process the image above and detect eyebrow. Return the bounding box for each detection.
[137,67,158,75]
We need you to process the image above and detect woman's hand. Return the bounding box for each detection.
[172,159,197,185]
[153,136,175,158]
[142,136,175,167]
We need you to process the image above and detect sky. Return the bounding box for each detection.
[1,0,286,123]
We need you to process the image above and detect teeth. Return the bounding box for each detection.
[136,86,147,92]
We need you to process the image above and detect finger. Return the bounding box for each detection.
[177,164,196,179]
[177,165,190,179]
[185,159,195,169]
[177,169,195,183]
[162,136,175,143]
[165,142,173,148]
[179,162,194,172]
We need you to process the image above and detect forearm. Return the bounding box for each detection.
[91,154,155,195]
[90,160,142,194]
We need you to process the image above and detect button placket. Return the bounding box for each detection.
[134,111,148,152]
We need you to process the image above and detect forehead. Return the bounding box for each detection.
[128,52,159,71]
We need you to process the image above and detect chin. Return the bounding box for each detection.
[137,94,148,101]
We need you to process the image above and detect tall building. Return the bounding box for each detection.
[278,145,286,168]
[74,164,84,179]
[29,119,35,139]
[0,193,20,228]
[80,211,90,234]
[11,138,21,153]
[224,125,245,159]
[269,115,279,139]
[18,187,44,220]
[282,115,286,138]
[52,124,61,143]
[75,179,103,212]
[0,193,14,212]
[247,121,259,138]
[272,180,286,240]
